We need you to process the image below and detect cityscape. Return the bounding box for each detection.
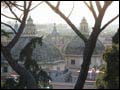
[1,1,119,89]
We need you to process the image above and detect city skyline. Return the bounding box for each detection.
[1,1,119,89]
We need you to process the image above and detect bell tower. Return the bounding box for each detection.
[14,21,18,32]
[23,15,37,37]
[80,17,89,36]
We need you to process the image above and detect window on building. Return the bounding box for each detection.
[71,59,75,65]
[3,66,8,73]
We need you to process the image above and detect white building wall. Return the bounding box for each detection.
[47,63,65,71]
[65,55,103,69]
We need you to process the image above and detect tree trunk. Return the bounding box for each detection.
[1,46,37,89]
[74,30,100,89]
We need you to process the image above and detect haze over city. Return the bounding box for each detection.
[2,1,119,26]
[1,1,119,89]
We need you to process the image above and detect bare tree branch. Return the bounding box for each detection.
[1,13,17,20]
[102,1,113,13]
[7,1,32,49]
[89,1,97,20]
[45,1,87,42]
[104,1,113,6]
[4,1,24,7]
[83,1,90,9]
[101,14,119,31]
[21,1,31,18]
[1,22,17,34]
[27,1,32,11]
[23,1,27,15]
[10,1,24,11]
[67,1,74,18]
[84,1,97,20]
[14,3,24,7]
[94,1,113,29]
[56,1,60,9]
[45,1,118,89]
[30,1,43,11]
[19,13,23,20]
[5,1,22,23]
[1,1,38,88]
[95,1,102,12]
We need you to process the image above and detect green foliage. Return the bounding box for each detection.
[2,78,18,89]
[96,73,107,89]
[18,37,52,89]
[96,29,119,89]
[112,28,119,44]
[2,37,52,89]
[104,44,119,62]
[1,81,4,88]
[103,44,119,89]
[95,65,107,89]
[96,30,119,89]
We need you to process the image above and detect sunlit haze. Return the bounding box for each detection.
[2,1,119,26]
[1,2,119,89]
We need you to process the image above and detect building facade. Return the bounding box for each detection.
[1,16,106,89]
[62,17,105,83]
[1,16,65,80]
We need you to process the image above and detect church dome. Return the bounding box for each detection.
[11,37,64,64]
[64,35,104,55]
[63,17,104,55]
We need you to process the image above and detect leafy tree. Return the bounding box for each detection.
[2,37,52,89]
[2,78,18,89]
[112,28,119,44]
[18,37,52,89]
[105,44,119,89]
[95,65,107,89]
[96,29,119,89]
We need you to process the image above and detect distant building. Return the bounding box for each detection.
[1,16,65,80]
[1,54,13,81]
[1,16,106,89]
[44,23,73,52]
[14,21,18,32]
[61,17,105,83]
[99,33,112,48]
[44,23,62,47]
[46,17,105,89]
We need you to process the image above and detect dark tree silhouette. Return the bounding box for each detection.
[45,1,119,89]
[18,37,51,88]
[1,1,43,89]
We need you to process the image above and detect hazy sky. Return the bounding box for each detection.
[1,1,119,27]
